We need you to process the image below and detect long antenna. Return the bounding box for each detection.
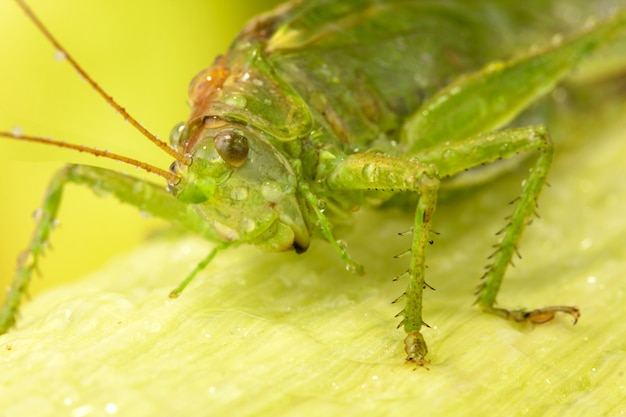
[11,0,191,168]
[0,130,178,182]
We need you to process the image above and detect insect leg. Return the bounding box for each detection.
[417,125,579,324]
[168,242,229,298]
[0,164,221,334]
[326,153,440,365]
[299,183,364,275]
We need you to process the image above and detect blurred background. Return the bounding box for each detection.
[0,0,282,295]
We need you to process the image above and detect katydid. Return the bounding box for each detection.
[1,0,625,366]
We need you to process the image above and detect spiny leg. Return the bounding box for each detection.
[326,153,440,365]
[417,126,579,324]
[0,164,221,334]
[400,175,438,365]
[472,133,580,324]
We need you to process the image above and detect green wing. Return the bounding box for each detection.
[252,0,625,149]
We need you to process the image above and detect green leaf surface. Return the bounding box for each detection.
[1,97,625,416]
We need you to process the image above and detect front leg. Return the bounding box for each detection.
[0,164,218,334]
[326,153,440,365]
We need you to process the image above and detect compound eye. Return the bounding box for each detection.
[214,131,249,168]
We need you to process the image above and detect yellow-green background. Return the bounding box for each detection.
[1,1,626,416]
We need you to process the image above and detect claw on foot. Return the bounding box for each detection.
[523,306,580,324]
[404,330,430,367]
[489,305,580,324]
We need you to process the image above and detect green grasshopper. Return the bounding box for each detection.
[1,0,625,366]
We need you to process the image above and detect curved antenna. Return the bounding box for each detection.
[0,130,179,183]
[13,0,191,166]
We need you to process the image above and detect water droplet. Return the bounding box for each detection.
[131,181,146,194]
[362,163,378,180]
[345,263,364,275]
[32,208,43,221]
[224,94,247,109]
[53,49,66,62]
[469,145,481,157]
[261,182,284,202]
[19,252,36,269]
[10,125,23,138]
[442,149,456,160]
[213,221,239,241]
[230,187,248,201]
[551,87,568,103]
[240,218,256,233]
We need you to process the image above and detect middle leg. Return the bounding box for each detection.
[326,153,440,365]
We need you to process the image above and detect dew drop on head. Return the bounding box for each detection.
[261,182,286,203]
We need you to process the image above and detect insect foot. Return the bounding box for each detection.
[404,330,429,367]
[485,306,580,325]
